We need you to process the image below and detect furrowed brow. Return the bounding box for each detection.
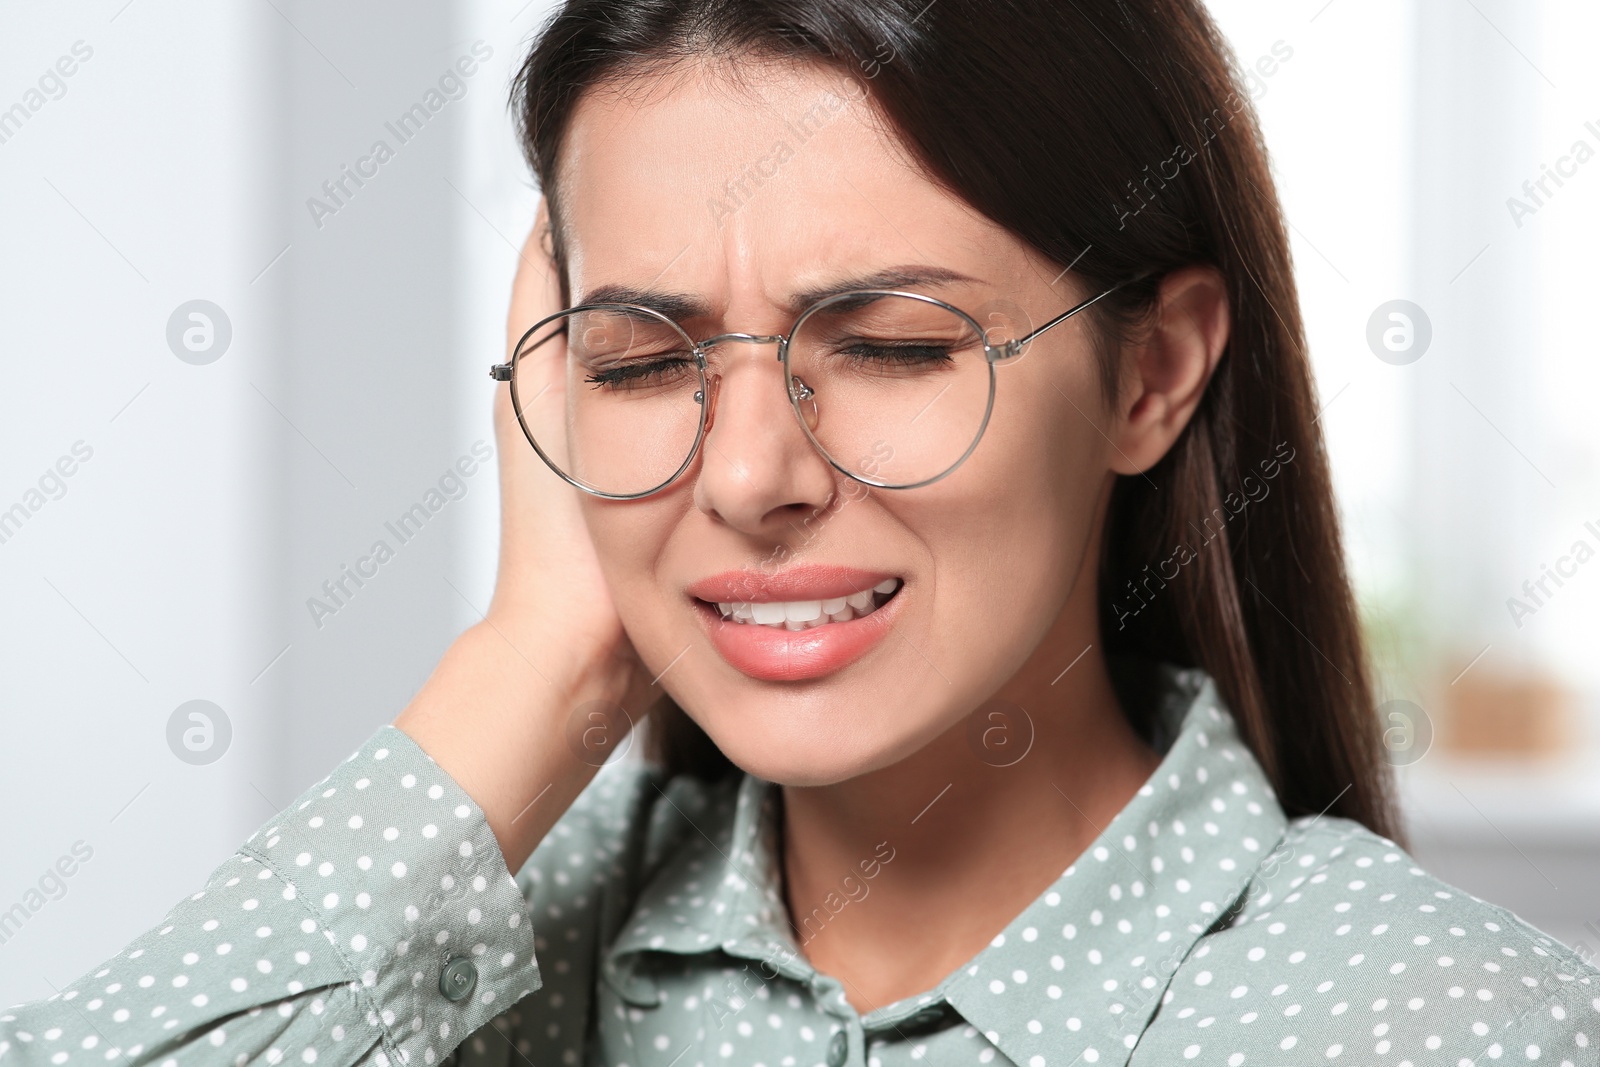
[576,265,981,322]
[574,284,713,323]
[785,265,980,314]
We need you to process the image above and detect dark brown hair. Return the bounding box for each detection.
[510,0,1402,842]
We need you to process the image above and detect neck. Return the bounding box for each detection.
[779,592,1164,1014]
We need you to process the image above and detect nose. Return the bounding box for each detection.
[691,338,840,536]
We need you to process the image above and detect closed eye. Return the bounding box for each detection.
[837,341,954,366]
[584,356,696,390]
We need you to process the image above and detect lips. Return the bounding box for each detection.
[685,565,899,604]
[687,565,904,682]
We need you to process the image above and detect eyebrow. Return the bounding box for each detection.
[576,265,982,322]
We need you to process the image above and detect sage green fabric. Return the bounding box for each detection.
[4,667,1596,1066]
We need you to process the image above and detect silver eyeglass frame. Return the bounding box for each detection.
[490,281,1123,500]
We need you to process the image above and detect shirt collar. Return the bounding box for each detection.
[939,667,1289,1066]
[601,762,805,1001]
[604,665,1290,1065]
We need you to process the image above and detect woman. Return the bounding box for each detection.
[6,0,1595,1064]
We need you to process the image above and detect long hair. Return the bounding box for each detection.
[509,0,1403,843]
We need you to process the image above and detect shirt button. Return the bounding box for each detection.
[826,1028,848,1067]
[439,957,478,1002]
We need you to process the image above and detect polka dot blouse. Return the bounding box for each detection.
[3,667,1596,1066]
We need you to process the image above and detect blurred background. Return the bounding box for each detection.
[1,0,1596,1006]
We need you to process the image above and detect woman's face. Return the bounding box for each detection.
[557,58,1123,786]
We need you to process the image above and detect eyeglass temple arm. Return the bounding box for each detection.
[490,319,570,379]
[1011,281,1125,351]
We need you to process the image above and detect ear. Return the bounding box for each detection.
[1108,265,1229,475]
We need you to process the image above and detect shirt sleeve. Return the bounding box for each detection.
[0,725,541,1067]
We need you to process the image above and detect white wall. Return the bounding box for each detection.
[0,0,555,1006]
[0,0,280,1007]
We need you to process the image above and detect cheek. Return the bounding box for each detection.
[954,359,1109,542]
[580,497,679,623]
[905,361,1108,654]
[1005,353,1111,530]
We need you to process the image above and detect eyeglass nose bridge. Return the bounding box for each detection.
[693,331,789,358]
[689,332,819,432]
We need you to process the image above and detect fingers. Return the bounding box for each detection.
[507,195,561,361]
[491,195,581,617]
[494,193,565,548]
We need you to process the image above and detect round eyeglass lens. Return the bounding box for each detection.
[785,292,995,488]
[510,305,706,497]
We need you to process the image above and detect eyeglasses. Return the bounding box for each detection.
[490,281,1122,499]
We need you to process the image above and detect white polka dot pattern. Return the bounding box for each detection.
[1132,811,1600,1066]
[2,667,1596,1067]
[500,667,1600,1067]
[0,728,538,1066]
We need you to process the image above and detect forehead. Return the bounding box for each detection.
[553,56,1015,304]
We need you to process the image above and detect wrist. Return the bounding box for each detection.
[394,617,646,872]
[473,609,636,700]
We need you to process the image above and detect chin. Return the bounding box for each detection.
[699,720,899,787]
[671,676,963,787]
[624,561,1046,786]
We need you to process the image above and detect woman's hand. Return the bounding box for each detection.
[396,197,652,872]
[484,199,623,650]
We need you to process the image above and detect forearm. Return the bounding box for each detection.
[0,620,650,1065]
[0,727,538,1067]
[393,616,650,873]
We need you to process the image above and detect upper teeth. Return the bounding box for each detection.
[717,579,899,630]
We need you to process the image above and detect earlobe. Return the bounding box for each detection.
[1108,266,1230,476]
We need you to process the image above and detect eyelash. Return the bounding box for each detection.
[582,337,958,394]
[836,341,953,365]
[584,356,695,390]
